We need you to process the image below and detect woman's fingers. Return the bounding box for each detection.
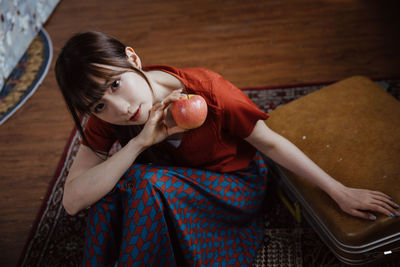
[147,103,164,124]
[366,203,391,217]
[367,200,400,218]
[371,193,400,209]
[157,89,188,130]
[359,194,400,218]
[370,190,391,199]
[160,88,184,107]
[365,190,400,217]
[348,209,377,221]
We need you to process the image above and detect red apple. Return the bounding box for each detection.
[171,94,208,129]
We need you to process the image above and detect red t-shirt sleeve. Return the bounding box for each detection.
[81,115,117,153]
[214,75,269,138]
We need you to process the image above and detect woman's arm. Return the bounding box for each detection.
[63,96,185,215]
[245,120,400,220]
[62,137,146,215]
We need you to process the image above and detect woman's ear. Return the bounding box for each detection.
[125,47,142,69]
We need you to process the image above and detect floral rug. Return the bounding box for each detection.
[18,82,400,266]
[0,29,52,125]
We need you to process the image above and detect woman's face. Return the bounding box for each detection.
[90,67,154,126]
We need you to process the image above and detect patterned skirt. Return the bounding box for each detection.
[83,152,268,266]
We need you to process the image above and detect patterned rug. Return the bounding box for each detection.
[0,29,52,125]
[18,82,400,266]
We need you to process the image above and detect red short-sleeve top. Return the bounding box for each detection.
[82,65,269,172]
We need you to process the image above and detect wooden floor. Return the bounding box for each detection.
[1,0,399,265]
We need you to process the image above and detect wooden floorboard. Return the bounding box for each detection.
[1,0,399,266]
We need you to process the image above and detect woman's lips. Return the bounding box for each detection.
[130,106,141,121]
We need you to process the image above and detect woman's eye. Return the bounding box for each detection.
[94,103,105,113]
[110,80,120,91]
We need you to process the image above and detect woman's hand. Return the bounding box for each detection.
[331,185,400,220]
[137,89,186,148]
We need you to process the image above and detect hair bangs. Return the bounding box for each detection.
[73,62,133,113]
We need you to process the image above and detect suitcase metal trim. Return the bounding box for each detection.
[267,158,400,265]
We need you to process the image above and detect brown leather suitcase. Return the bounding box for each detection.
[265,76,400,265]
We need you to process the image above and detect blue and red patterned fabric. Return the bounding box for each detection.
[83,152,268,266]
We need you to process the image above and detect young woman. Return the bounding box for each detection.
[55,31,400,266]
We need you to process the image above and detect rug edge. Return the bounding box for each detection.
[17,126,78,267]
[0,28,53,126]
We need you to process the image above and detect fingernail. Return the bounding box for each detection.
[395,211,400,217]
[369,215,376,221]
[390,213,395,218]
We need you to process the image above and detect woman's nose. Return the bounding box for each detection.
[109,97,130,115]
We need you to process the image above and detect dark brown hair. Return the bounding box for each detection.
[55,31,153,159]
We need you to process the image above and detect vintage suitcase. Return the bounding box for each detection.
[265,76,400,265]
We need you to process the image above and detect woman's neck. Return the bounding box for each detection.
[144,70,185,103]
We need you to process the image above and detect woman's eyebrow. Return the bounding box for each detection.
[102,79,111,89]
